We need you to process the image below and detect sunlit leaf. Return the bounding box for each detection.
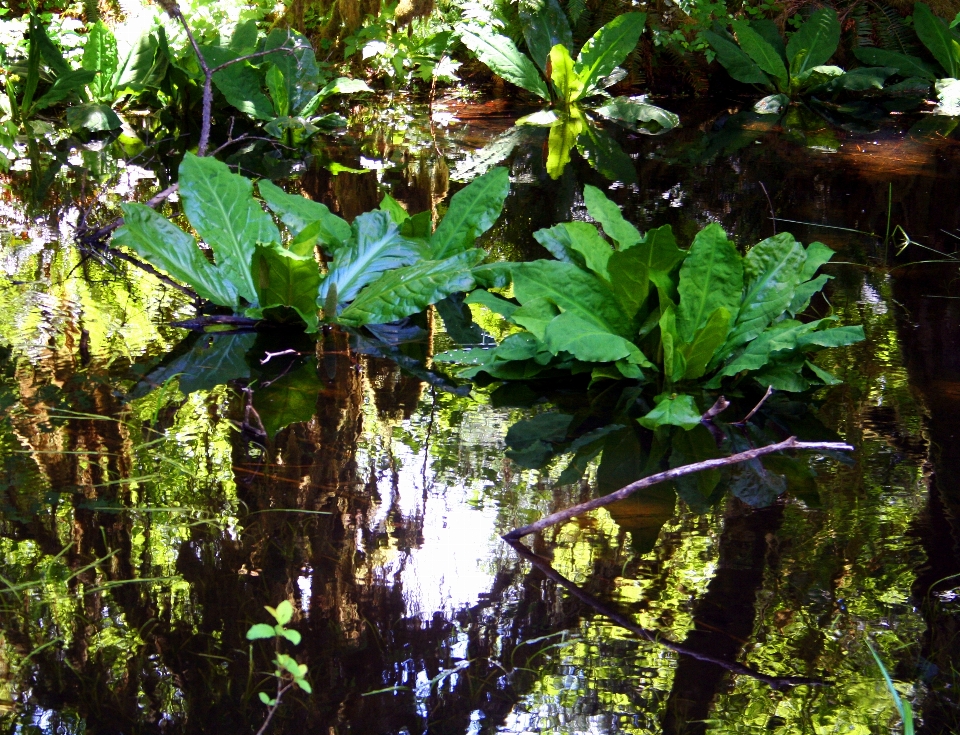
[583,185,641,249]
[786,8,841,82]
[676,224,743,342]
[459,27,550,99]
[430,167,510,259]
[575,12,646,98]
[258,179,351,248]
[246,623,276,640]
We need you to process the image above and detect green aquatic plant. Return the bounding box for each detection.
[459,1,677,179]
[866,640,915,735]
[437,185,863,429]
[246,600,311,735]
[112,154,509,331]
[705,8,905,117]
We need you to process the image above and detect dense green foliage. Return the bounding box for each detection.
[438,185,864,428]
[112,154,509,331]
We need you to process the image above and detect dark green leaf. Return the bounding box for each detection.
[230,19,259,54]
[543,311,652,364]
[253,361,323,437]
[253,242,321,332]
[732,19,788,90]
[511,297,559,340]
[506,412,573,449]
[114,203,238,307]
[853,46,937,81]
[681,307,731,380]
[575,123,639,184]
[703,30,771,85]
[460,27,550,99]
[179,153,280,304]
[607,225,684,318]
[591,96,680,133]
[132,333,255,398]
[430,167,509,258]
[113,31,165,94]
[728,457,786,507]
[263,28,320,114]
[204,45,275,121]
[30,70,97,113]
[65,103,122,131]
[521,0,573,75]
[914,2,960,78]
[575,12,646,97]
[749,19,786,61]
[786,8,841,81]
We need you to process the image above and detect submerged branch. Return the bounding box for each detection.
[506,538,825,690]
[502,436,854,541]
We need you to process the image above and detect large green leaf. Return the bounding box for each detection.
[337,249,485,327]
[749,19,786,61]
[265,64,289,116]
[549,44,582,104]
[253,360,324,437]
[203,45,275,121]
[114,203,238,307]
[31,70,97,113]
[302,77,372,116]
[321,210,425,307]
[30,14,71,77]
[722,233,805,353]
[575,12,646,98]
[732,19,788,91]
[583,184,641,249]
[253,242,322,332]
[263,28,320,114]
[81,20,118,101]
[562,221,613,279]
[708,319,823,383]
[178,153,280,304]
[521,0,574,75]
[681,306,731,380]
[676,224,743,342]
[659,305,685,382]
[430,167,509,259]
[915,2,960,78]
[534,223,587,265]
[65,103,122,131]
[112,30,165,94]
[786,8,841,81]
[512,260,632,337]
[703,30,771,86]
[638,393,702,430]
[511,297,560,340]
[258,179,351,248]
[853,46,937,81]
[606,225,684,317]
[460,27,550,99]
[543,310,652,365]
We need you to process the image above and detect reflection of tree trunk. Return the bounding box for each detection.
[662,499,784,735]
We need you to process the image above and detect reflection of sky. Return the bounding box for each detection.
[377,440,503,619]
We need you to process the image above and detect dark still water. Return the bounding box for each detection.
[0,95,958,734]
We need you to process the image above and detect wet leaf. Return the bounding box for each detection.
[591,96,679,133]
[253,361,323,437]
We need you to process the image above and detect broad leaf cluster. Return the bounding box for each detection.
[437,185,863,429]
[113,154,510,331]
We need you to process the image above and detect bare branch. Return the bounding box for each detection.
[502,436,854,541]
[737,385,774,425]
[701,395,730,421]
[506,538,825,690]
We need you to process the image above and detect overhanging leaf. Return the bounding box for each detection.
[583,184,641,249]
[459,27,550,99]
[430,167,509,258]
[575,12,646,98]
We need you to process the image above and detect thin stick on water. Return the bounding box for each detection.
[501,436,854,541]
[506,538,825,690]
[759,181,776,236]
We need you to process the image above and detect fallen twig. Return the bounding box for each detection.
[737,385,774,425]
[505,538,825,690]
[502,436,854,541]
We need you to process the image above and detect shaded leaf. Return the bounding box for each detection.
[254,362,323,437]
[521,0,574,75]
[638,393,702,430]
[786,8,841,81]
[703,29,770,85]
[460,27,550,99]
[732,19,788,90]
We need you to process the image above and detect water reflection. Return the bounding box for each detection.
[0,96,956,733]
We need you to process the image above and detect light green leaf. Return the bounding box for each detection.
[517,109,560,126]
[710,319,821,383]
[379,193,410,224]
[263,28,320,114]
[853,46,937,81]
[786,8,841,81]
[521,0,573,75]
[799,241,834,281]
[303,77,372,115]
[31,70,97,113]
[114,203,238,307]
[431,167,509,258]
[703,30,771,86]
[200,45,276,121]
[337,249,485,327]
[459,27,550,99]
[246,623,276,640]
[732,19,788,90]
[321,210,425,307]
[681,307,731,380]
[295,679,312,694]
[543,311,652,365]
[638,393,702,430]
[258,179,351,248]
[723,232,805,353]
[258,692,276,706]
[534,223,586,264]
[575,12,647,98]
[253,242,321,332]
[280,628,302,645]
[270,600,295,625]
[112,30,165,94]
[465,289,518,319]
[564,221,614,279]
[265,63,289,117]
[512,260,632,337]
[81,20,118,101]
[179,153,280,304]
[676,224,743,342]
[915,2,960,79]
[65,103,122,131]
[583,184,641,249]
[230,19,259,53]
[511,297,560,340]
[546,111,584,178]
[659,305,684,382]
[549,44,582,103]
[796,325,865,348]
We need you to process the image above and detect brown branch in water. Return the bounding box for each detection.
[737,385,774,425]
[759,181,776,236]
[502,436,854,541]
[169,315,260,330]
[701,395,730,421]
[505,538,825,690]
